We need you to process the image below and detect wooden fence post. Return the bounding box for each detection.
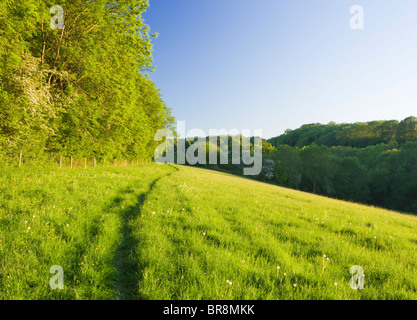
[59,155,62,168]
[18,150,22,167]
[71,155,73,169]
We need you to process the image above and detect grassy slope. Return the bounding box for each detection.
[1,164,416,299]
[133,165,417,299]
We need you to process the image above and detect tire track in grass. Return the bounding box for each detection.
[114,165,179,300]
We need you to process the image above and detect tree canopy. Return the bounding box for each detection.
[268,117,417,149]
[263,119,417,215]
[0,0,174,164]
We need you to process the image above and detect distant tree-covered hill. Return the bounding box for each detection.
[261,117,417,215]
[268,117,417,148]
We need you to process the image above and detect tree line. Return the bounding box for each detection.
[263,117,417,215]
[164,136,273,176]
[0,0,174,166]
[177,118,417,215]
[268,117,417,148]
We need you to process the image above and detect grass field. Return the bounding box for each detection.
[1,164,417,299]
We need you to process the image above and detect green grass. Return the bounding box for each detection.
[0,164,173,299]
[1,164,417,299]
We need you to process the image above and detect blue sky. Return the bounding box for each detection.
[143,0,417,139]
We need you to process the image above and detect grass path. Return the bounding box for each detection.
[0,164,173,299]
[113,166,178,300]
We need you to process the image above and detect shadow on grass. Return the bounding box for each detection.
[113,166,178,300]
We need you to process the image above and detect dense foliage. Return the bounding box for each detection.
[268,117,417,148]
[0,0,174,165]
[264,118,417,215]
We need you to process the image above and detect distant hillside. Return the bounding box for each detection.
[158,120,417,215]
[268,116,417,148]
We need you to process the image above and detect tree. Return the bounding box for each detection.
[397,116,417,144]
[333,157,370,202]
[268,145,301,188]
[300,144,336,194]
[0,0,174,164]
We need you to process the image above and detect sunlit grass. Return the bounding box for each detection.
[1,164,416,299]
[0,164,173,299]
[133,165,417,300]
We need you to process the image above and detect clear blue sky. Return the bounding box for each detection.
[143,0,417,139]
